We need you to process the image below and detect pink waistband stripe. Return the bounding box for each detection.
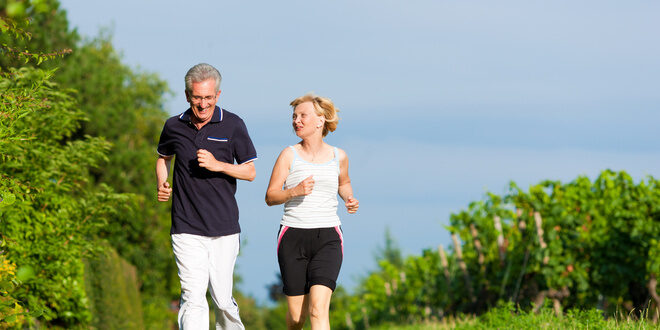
[334,226,344,256]
[277,226,289,254]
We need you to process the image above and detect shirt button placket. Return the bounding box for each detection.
[194,129,205,150]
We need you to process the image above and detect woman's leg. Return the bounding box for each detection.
[286,294,309,330]
[308,285,333,330]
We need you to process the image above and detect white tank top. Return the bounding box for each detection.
[281,145,341,228]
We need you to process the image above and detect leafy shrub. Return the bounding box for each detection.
[0,64,130,326]
[333,171,660,329]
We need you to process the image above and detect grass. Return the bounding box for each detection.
[372,302,660,329]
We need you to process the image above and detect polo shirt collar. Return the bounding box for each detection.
[178,106,224,123]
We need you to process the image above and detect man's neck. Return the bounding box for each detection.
[192,117,212,130]
[191,107,214,129]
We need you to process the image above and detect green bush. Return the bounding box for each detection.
[84,244,144,329]
[0,65,131,326]
[334,171,660,329]
[2,2,179,326]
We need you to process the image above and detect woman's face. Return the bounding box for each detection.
[292,101,323,138]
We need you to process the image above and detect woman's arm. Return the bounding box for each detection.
[337,148,359,214]
[265,148,314,206]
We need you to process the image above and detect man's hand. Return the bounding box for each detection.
[158,181,172,202]
[345,196,359,214]
[197,149,225,172]
[294,175,314,197]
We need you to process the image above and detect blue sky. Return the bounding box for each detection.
[59,0,660,304]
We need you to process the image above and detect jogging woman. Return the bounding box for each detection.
[265,94,359,330]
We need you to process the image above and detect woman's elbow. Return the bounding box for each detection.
[265,191,282,206]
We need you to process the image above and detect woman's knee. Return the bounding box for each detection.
[286,294,309,329]
[308,302,329,320]
[287,310,306,328]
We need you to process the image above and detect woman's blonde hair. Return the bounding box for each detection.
[290,94,340,137]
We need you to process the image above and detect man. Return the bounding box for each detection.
[156,63,256,329]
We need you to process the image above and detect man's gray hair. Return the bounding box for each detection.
[185,63,222,93]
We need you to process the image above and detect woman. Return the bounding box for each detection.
[265,94,359,330]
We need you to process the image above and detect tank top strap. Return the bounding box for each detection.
[333,147,340,170]
[289,145,299,161]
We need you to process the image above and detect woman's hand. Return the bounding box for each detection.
[345,196,359,214]
[294,175,315,196]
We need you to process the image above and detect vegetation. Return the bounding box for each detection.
[373,302,659,329]
[1,1,177,327]
[0,44,130,327]
[323,170,659,329]
[53,31,179,329]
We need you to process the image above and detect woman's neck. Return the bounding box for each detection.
[299,137,325,152]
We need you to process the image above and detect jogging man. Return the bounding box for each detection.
[156,63,257,329]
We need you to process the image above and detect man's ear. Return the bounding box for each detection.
[216,89,222,98]
[185,90,191,102]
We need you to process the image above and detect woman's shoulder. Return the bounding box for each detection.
[277,145,296,160]
[330,145,348,161]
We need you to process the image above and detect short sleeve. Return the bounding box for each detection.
[157,121,175,157]
[231,118,257,164]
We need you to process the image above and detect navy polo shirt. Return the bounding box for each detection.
[157,106,257,237]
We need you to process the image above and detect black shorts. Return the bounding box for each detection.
[276,225,344,296]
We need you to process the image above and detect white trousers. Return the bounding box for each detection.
[172,233,244,330]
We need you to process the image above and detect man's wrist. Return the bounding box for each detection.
[214,161,227,173]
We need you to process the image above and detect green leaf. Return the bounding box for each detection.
[3,314,17,323]
[6,2,26,18]
[0,191,16,208]
[16,265,35,282]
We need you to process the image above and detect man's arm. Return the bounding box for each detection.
[218,161,256,181]
[197,149,256,181]
[156,155,173,201]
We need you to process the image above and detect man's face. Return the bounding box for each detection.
[185,79,221,125]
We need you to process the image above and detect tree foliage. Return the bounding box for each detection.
[1,1,177,326]
[0,0,76,69]
[327,170,660,329]
[52,33,179,326]
[0,62,132,326]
